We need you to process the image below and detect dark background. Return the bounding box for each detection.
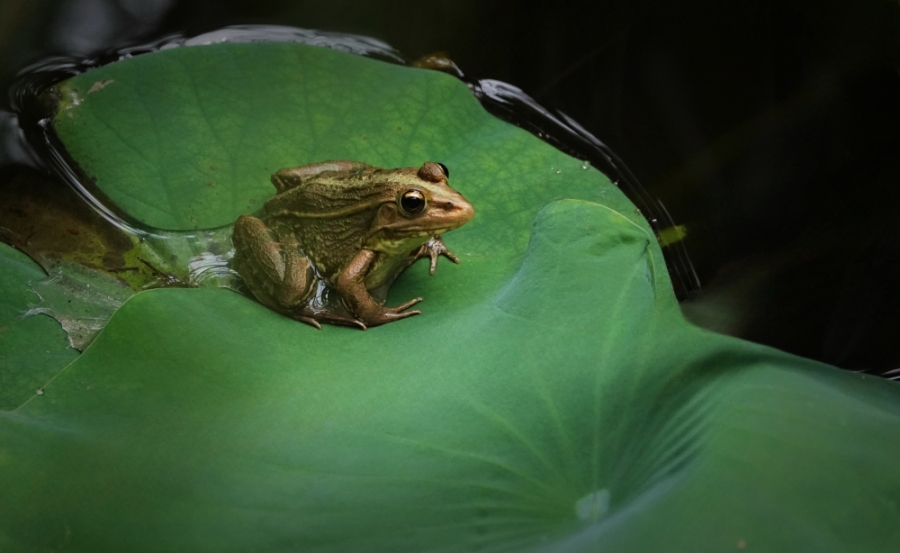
[2,0,899,372]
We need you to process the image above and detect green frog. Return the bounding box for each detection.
[232,160,474,329]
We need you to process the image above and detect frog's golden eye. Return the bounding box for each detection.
[437,163,449,178]
[400,189,427,214]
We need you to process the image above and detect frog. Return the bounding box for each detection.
[231,160,475,329]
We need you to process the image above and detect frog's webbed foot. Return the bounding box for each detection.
[382,296,423,320]
[294,309,368,331]
[356,297,423,329]
[414,236,460,275]
[342,294,423,329]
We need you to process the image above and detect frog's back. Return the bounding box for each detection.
[261,170,394,281]
[265,171,389,214]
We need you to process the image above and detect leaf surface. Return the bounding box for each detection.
[2,42,898,552]
[0,244,78,410]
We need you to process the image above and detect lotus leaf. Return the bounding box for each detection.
[2,41,899,552]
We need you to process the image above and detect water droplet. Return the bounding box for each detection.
[581,160,590,170]
[575,489,610,521]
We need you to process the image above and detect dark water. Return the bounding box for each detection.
[1,0,899,374]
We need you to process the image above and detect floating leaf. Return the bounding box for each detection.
[1,41,898,552]
[0,244,78,410]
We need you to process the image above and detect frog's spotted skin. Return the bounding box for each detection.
[232,161,474,329]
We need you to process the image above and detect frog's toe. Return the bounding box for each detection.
[369,300,423,325]
[395,309,422,320]
[438,245,461,264]
[422,238,460,274]
[428,252,440,275]
[444,251,461,265]
[294,315,323,330]
[310,311,368,330]
[375,309,422,326]
[350,320,368,330]
[325,317,368,330]
[393,297,423,312]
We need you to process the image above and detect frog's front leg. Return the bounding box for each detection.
[337,249,423,328]
[232,215,320,327]
[411,236,461,275]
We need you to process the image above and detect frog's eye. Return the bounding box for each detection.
[437,163,449,179]
[400,189,427,214]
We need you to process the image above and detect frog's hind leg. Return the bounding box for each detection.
[232,215,316,313]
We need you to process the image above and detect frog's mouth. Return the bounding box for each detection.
[367,221,464,251]
[373,194,474,241]
[382,220,466,239]
[374,225,451,242]
[413,197,475,233]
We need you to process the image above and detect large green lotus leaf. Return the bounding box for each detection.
[2,42,897,552]
[0,244,78,410]
[3,201,900,552]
